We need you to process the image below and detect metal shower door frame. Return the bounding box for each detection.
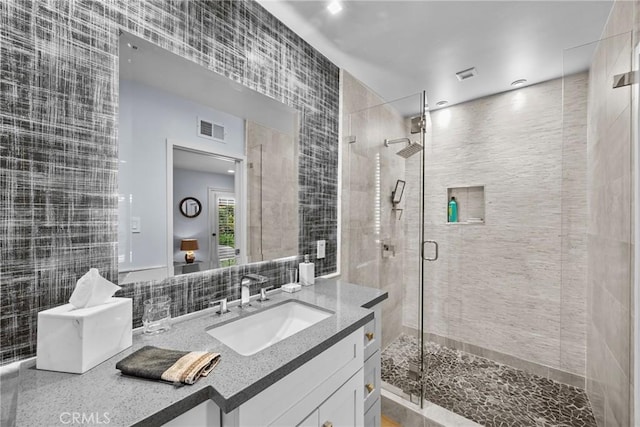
[418,90,430,408]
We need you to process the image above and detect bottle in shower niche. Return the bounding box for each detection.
[299,254,315,286]
[448,197,458,222]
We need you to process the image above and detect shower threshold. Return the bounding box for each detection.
[381,383,481,426]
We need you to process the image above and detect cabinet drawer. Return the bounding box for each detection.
[364,396,380,427]
[363,350,380,412]
[363,305,381,360]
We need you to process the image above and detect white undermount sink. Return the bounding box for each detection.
[206,300,333,356]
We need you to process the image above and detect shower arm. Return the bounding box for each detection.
[384,137,411,147]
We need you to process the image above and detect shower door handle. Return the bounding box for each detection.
[422,240,438,261]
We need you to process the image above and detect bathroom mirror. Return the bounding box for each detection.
[179,197,202,218]
[117,32,299,284]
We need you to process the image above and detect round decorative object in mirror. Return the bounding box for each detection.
[179,197,202,218]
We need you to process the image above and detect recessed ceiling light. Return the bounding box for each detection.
[227,169,235,174]
[511,79,527,87]
[436,101,449,107]
[327,1,343,15]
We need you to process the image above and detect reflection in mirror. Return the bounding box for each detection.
[171,146,242,275]
[179,197,202,218]
[117,32,299,285]
[246,121,298,263]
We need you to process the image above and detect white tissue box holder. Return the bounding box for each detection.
[37,297,132,374]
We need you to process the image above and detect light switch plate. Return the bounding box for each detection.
[131,217,141,233]
[317,240,326,259]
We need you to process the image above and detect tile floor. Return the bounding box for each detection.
[381,334,597,427]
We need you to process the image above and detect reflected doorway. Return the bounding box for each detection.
[209,189,239,268]
[171,144,245,276]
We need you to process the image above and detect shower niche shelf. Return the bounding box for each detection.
[446,185,485,225]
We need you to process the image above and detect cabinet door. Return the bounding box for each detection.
[162,400,221,427]
[318,370,364,427]
[297,409,319,427]
[364,397,380,427]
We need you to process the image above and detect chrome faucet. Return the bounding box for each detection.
[239,274,268,308]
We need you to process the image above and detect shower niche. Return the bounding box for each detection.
[446,185,485,224]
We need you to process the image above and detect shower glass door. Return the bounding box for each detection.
[344,86,429,405]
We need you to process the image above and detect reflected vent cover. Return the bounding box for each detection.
[198,118,225,141]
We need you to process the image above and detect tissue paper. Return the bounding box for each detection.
[69,268,121,309]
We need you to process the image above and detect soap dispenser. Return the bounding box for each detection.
[299,254,315,286]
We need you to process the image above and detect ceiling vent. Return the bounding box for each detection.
[198,118,225,141]
[455,67,478,81]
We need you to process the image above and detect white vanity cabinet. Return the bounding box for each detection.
[163,301,384,427]
[163,401,221,427]
[230,326,364,427]
[168,326,365,427]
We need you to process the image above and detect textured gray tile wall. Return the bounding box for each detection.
[561,72,589,383]
[585,1,637,424]
[0,0,339,364]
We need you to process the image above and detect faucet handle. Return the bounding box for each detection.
[258,286,274,302]
[241,274,269,285]
[210,298,229,315]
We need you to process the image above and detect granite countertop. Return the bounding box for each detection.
[10,279,387,427]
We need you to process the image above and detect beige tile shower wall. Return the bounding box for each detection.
[246,120,298,262]
[585,1,637,425]
[416,76,588,377]
[340,70,408,348]
[562,72,590,378]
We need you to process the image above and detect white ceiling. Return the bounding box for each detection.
[258,0,613,113]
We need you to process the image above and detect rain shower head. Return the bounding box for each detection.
[396,141,423,158]
[384,137,423,158]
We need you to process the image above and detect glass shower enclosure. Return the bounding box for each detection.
[344,27,635,425]
[344,90,430,405]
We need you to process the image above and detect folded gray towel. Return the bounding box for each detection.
[116,346,220,385]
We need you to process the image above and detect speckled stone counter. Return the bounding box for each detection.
[10,279,387,427]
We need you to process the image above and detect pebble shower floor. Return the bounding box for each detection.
[381,334,597,426]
